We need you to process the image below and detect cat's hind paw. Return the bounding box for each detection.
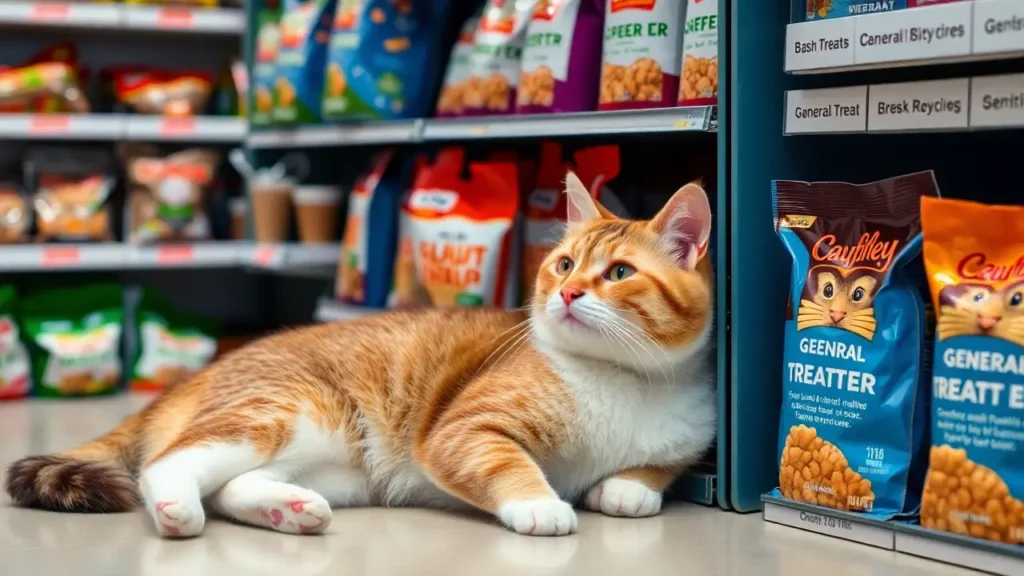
[152,500,205,538]
[499,497,577,536]
[585,478,662,518]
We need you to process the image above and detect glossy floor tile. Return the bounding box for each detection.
[0,396,979,576]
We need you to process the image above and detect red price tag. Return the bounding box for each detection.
[42,247,81,267]
[254,245,277,266]
[160,117,196,136]
[155,7,193,28]
[156,245,195,264]
[29,115,70,134]
[30,3,70,21]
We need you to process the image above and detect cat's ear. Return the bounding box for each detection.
[565,171,603,227]
[649,182,712,270]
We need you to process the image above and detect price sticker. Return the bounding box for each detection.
[42,247,81,267]
[155,7,194,28]
[30,3,71,21]
[672,119,694,129]
[254,245,277,266]
[29,115,70,134]
[156,245,195,265]
[468,126,487,135]
[160,117,197,136]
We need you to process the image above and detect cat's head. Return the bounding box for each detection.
[810,268,878,324]
[529,172,714,374]
[938,281,1024,344]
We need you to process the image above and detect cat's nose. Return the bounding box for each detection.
[977,315,1001,330]
[828,310,846,324]
[560,286,585,306]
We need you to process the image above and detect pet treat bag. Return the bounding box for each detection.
[920,197,1024,544]
[125,148,220,244]
[252,6,283,125]
[516,0,605,114]
[771,171,939,518]
[462,0,536,116]
[0,286,31,400]
[272,0,337,124]
[678,0,718,106]
[521,143,621,296]
[26,147,114,243]
[598,0,684,110]
[407,148,519,308]
[19,284,123,398]
[336,150,403,308]
[806,0,907,21]
[132,289,217,393]
[436,16,480,117]
[323,0,439,121]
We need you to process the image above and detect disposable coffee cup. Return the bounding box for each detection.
[229,197,248,240]
[250,178,294,242]
[293,185,341,244]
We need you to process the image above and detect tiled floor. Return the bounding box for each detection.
[0,396,978,576]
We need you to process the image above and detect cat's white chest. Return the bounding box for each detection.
[543,361,715,502]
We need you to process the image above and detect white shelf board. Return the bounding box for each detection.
[125,116,247,143]
[247,243,339,271]
[247,120,422,149]
[126,243,248,268]
[422,107,717,140]
[315,298,384,323]
[785,0,1024,74]
[0,2,242,34]
[0,114,244,142]
[762,495,1024,575]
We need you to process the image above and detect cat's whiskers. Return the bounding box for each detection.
[597,322,652,384]
[475,319,535,375]
[486,322,536,374]
[601,312,676,383]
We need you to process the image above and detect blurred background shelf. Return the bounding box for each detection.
[0,2,244,35]
[247,120,422,149]
[314,298,384,323]
[0,115,246,142]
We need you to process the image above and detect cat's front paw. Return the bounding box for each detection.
[498,497,578,536]
[585,478,662,518]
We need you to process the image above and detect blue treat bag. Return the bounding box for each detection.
[273,0,337,124]
[771,171,939,518]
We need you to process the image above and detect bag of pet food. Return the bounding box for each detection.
[322,0,440,120]
[678,0,718,106]
[253,5,283,125]
[0,286,31,400]
[19,284,123,398]
[389,189,428,308]
[26,147,115,243]
[273,0,338,124]
[0,148,29,244]
[521,142,622,296]
[516,0,604,114]
[920,197,1024,544]
[771,171,939,518]
[336,150,404,308]
[124,148,220,244]
[599,0,685,111]
[407,148,519,308]
[462,0,535,116]
[435,16,479,117]
[806,0,907,21]
[131,289,217,393]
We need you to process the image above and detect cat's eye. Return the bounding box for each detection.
[851,287,865,302]
[1011,292,1022,307]
[823,283,834,299]
[556,257,574,276]
[974,292,987,303]
[606,263,636,282]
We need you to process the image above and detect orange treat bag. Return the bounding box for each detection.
[920,197,1024,543]
[407,148,519,308]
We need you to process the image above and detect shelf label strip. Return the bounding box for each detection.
[763,502,895,549]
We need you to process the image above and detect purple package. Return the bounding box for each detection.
[460,0,535,117]
[515,0,605,115]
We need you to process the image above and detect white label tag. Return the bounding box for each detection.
[763,502,895,549]
[855,3,971,65]
[785,86,867,134]
[868,78,968,131]
[972,0,1024,55]
[970,73,1024,128]
[785,19,856,71]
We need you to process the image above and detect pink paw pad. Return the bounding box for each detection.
[287,500,307,513]
[161,524,180,536]
[269,509,284,526]
[155,501,177,520]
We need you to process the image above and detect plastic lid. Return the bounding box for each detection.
[293,186,342,204]
[249,177,296,193]
[228,197,248,213]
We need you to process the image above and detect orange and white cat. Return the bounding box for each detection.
[5,173,716,538]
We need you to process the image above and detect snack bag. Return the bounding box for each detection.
[113,68,213,117]
[678,0,718,106]
[0,183,29,244]
[435,16,479,117]
[125,148,220,244]
[516,0,604,114]
[253,5,283,125]
[336,150,404,308]
[462,0,535,116]
[521,143,621,296]
[322,0,439,121]
[806,0,907,21]
[920,197,1024,544]
[26,147,115,243]
[407,148,519,308]
[132,290,217,392]
[771,172,939,518]
[599,0,684,111]
[273,0,338,124]
[19,284,123,398]
[0,286,31,400]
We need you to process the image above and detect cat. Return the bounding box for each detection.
[4,172,716,538]
[937,281,1024,346]
[796,266,879,341]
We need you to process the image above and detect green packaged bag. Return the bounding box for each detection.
[0,286,31,400]
[19,284,123,398]
[131,289,217,393]
[252,5,283,126]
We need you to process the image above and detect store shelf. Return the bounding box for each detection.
[0,2,243,34]
[248,243,339,271]
[314,298,385,323]
[785,73,1024,134]
[247,120,422,149]
[421,107,717,140]
[785,0,1024,74]
[0,114,245,142]
[762,495,1024,575]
